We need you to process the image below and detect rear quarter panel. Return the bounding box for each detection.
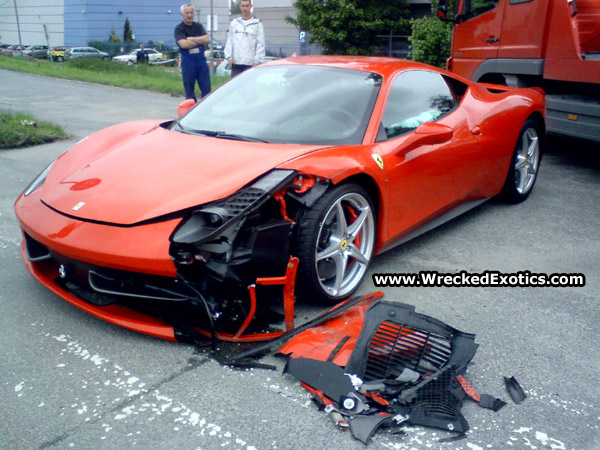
[459,82,546,195]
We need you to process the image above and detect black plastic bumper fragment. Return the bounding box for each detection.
[504,376,527,404]
[479,394,507,412]
[283,358,367,414]
[349,414,393,445]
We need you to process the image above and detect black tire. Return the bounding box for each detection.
[500,118,543,203]
[295,183,376,304]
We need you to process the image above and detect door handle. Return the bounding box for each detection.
[486,37,499,43]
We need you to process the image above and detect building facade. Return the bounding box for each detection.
[0,1,229,48]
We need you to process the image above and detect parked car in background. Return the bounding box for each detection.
[210,38,224,50]
[208,49,225,61]
[0,45,25,56]
[207,49,225,71]
[215,59,230,77]
[23,45,48,59]
[112,48,163,64]
[64,47,109,61]
[0,44,26,57]
[49,46,68,62]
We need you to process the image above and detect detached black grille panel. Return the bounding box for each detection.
[417,371,461,418]
[364,320,452,381]
[343,301,479,435]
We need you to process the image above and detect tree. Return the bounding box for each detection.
[408,0,454,67]
[230,0,242,15]
[287,0,411,55]
[108,30,121,43]
[123,18,133,43]
[408,16,452,67]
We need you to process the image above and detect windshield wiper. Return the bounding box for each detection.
[210,132,269,143]
[175,126,269,143]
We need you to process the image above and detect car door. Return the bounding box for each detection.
[498,0,547,59]
[451,0,506,80]
[374,70,484,241]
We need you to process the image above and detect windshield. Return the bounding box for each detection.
[175,64,382,145]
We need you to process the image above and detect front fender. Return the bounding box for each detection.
[278,144,386,186]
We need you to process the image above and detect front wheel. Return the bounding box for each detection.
[500,119,543,203]
[295,183,376,303]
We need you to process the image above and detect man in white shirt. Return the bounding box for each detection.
[224,0,266,77]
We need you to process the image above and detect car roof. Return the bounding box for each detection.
[267,55,454,80]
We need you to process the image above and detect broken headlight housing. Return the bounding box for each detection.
[170,169,297,261]
[169,168,302,296]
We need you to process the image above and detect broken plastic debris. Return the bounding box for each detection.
[504,376,526,404]
[349,414,393,445]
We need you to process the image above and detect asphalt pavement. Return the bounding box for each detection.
[1,69,599,450]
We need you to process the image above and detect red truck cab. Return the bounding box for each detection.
[438,0,600,142]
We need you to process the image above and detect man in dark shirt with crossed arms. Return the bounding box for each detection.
[174,3,211,101]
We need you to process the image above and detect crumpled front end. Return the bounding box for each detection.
[16,168,330,342]
[168,169,330,339]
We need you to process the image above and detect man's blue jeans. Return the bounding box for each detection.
[181,57,211,101]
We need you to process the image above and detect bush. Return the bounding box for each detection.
[408,16,452,68]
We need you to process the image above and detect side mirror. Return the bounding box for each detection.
[399,122,454,153]
[177,99,196,117]
[437,0,448,19]
[437,0,458,23]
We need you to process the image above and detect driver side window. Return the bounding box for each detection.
[464,0,500,20]
[379,70,457,141]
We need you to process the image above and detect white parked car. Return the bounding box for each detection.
[112,48,163,64]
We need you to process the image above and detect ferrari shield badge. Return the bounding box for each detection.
[371,154,384,170]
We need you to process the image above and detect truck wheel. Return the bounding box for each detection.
[501,119,542,203]
[295,183,375,303]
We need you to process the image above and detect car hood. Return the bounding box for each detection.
[41,121,326,225]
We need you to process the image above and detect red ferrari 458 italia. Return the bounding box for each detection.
[15,56,545,342]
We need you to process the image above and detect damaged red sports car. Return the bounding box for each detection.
[14,56,545,342]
